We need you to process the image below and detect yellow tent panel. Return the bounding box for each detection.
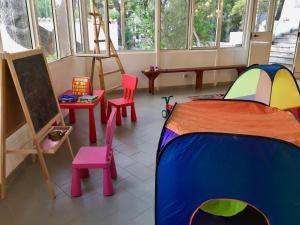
[271,69,300,110]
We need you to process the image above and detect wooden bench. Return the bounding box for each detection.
[142,64,247,94]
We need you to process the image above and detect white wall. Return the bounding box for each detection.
[89,48,248,90]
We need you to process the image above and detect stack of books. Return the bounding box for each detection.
[58,94,78,103]
[78,95,99,103]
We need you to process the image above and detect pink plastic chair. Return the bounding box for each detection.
[107,74,138,126]
[71,108,117,197]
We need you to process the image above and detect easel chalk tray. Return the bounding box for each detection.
[0,49,73,199]
[40,126,72,154]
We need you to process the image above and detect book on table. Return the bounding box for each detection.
[78,95,99,103]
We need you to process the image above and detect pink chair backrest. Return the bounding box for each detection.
[105,108,117,160]
[122,74,138,101]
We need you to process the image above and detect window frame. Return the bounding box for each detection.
[70,0,111,57]
[189,0,250,50]
[32,0,59,61]
[27,0,73,61]
[53,0,73,58]
[0,0,252,56]
[69,0,251,52]
[0,0,35,52]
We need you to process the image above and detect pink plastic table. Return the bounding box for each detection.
[59,90,106,143]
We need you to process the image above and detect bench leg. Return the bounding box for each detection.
[150,78,155,95]
[195,71,203,90]
[145,73,159,95]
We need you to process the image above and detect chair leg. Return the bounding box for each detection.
[110,154,117,179]
[131,104,137,122]
[103,168,114,196]
[71,167,82,197]
[116,107,122,126]
[107,103,112,118]
[79,168,90,178]
[122,106,127,117]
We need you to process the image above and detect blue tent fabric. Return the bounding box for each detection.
[241,64,288,81]
[156,133,300,225]
[158,128,178,152]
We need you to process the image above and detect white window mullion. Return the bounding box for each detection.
[51,0,61,58]
[121,0,125,50]
[155,0,161,66]
[0,31,3,52]
[65,0,74,55]
[27,0,40,48]
[80,0,89,53]
[215,0,224,49]
[188,0,195,50]
[68,0,76,54]
[241,0,252,48]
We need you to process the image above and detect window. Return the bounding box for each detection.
[160,0,189,49]
[125,0,155,50]
[192,0,218,48]
[72,0,84,52]
[35,0,58,61]
[0,0,33,52]
[254,0,269,32]
[220,0,247,47]
[54,0,71,58]
[86,0,104,51]
[109,0,121,50]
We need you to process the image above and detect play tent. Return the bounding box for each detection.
[156,100,300,225]
[224,64,300,109]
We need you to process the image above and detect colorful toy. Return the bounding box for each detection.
[224,64,300,110]
[58,94,78,103]
[156,100,300,225]
[72,77,92,96]
[161,96,173,118]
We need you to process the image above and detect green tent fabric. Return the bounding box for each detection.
[200,200,247,217]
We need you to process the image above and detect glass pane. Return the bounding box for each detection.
[86,0,109,53]
[192,0,218,48]
[125,0,155,50]
[254,0,269,32]
[270,0,300,70]
[108,0,121,50]
[54,0,71,58]
[0,0,32,52]
[35,0,58,61]
[72,0,83,52]
[160,0,189,49]
[221,0,247,47]
[87,0,102,51]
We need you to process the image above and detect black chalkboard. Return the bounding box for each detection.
[13,54,59,133]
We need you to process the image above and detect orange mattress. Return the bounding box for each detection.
[166,100,300,147]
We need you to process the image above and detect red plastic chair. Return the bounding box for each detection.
[107,74,138,126]
[71,108,117,197]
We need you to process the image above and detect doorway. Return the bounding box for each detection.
[248,0,300,71]
[269,0,300,70]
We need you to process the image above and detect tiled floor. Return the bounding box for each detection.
[0,85,228,225]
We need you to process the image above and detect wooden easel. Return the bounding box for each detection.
[0,49,74,199]
[89,0,125,92]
